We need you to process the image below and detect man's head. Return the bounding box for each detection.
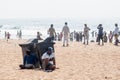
[51,24,53,28]
[115,23,118,27]
[47,47,53,55]
[84,24,87,27]
[26,49,31,55]
[65,22,67,25]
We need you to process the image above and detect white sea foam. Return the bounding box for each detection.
[0,18,120,40]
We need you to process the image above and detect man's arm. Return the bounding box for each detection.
[53,58,56,66]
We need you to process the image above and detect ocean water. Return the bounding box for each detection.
[0,18,120,40]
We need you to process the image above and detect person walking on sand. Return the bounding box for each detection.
[62,22,70,46]
[113,23,119,45]
[97,24,104,45]
[83,24,90,45]
[48,24,56,40]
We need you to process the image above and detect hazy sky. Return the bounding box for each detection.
[0,0,120,19]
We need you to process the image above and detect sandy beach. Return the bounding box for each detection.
[0,39,120,80]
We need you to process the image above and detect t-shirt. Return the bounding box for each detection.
[48,27,55,37]
[24,53,38,66]
[42,52,55,60]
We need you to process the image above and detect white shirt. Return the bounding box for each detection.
[114,27,119,35]
[62,25,70,36]
[42,52,55,60]
[84,27,90,36]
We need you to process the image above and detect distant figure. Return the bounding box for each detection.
[60,32,63,41]
[17,30,19,37]
[19,50,38,69]
[79,32,83,42]
[48,24,56,40]
[83,24,90,45]
[5,31,7,39]
[95,31,97,37]
[19,30,22,39]
[57,33,62,41]
[62,22,70,46]
[42,47,56,71]
[7,32,10,41]
[108,31,113,43]
[97,24,104,45]
[70,32,73,41]
[113,23,119,45]
[76,32,80,42]
[57,33,59,41]
[37,31,42,40]
[91,31,95,37]
[103,31,108,42]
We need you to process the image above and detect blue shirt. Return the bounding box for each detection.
[23,53,38,66]
[98,26,103,35]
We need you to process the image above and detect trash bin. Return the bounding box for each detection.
[19,37,55,69]
[19,38,38,57]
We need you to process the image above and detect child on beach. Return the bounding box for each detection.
[103,31,108,42]
[108,31,113,43]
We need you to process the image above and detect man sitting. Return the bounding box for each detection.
[19,50,38,69]
[42,47,56,71]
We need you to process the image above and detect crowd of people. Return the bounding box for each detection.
[47,22,120,46]
[1,22,119,46]
[11,22,118,72]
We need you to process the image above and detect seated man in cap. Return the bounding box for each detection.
[42,47,56,71]
[19,50,38,69]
